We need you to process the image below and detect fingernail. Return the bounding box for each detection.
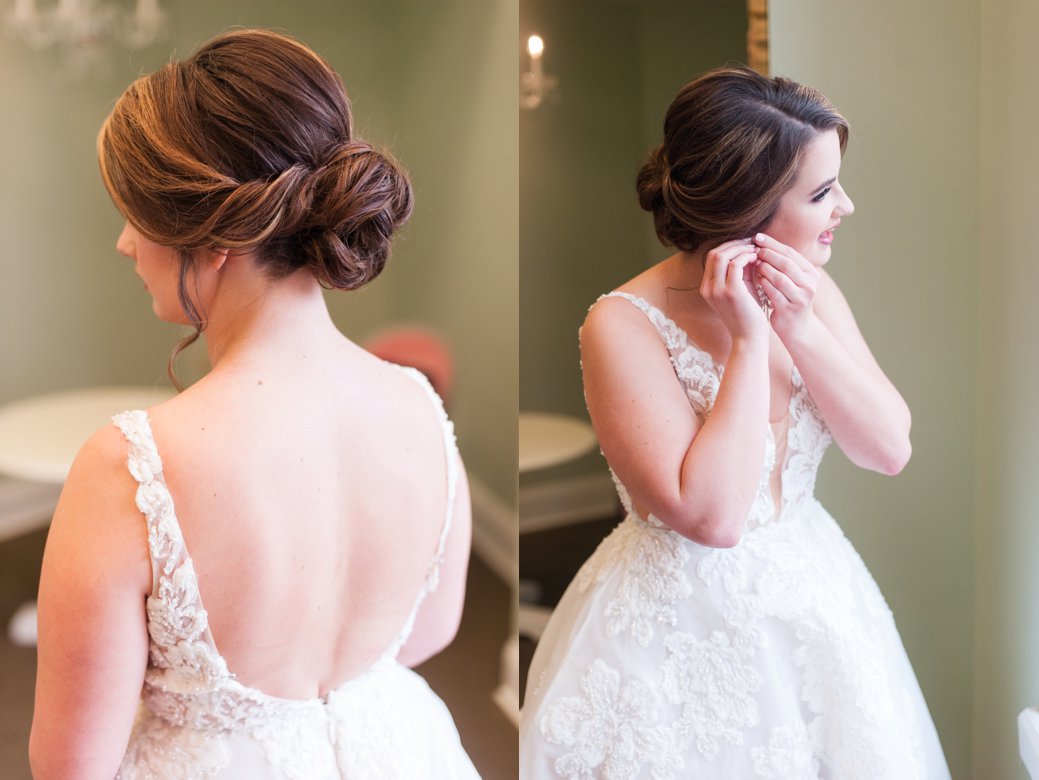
[755,233,766,242]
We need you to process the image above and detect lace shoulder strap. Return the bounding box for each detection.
[593,291,691,354]
[381,363,460,659]
[111,409,188,593]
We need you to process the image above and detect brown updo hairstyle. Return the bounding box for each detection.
[637,65,848,252]
[98,29,413,386]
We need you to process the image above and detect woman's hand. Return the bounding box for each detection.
[751,232,821,340]
[700,238,769,342]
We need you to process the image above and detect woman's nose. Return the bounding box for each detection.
[115,222,135,258]
[835,184,854,217]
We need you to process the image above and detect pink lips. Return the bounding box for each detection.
[819,221,840,246]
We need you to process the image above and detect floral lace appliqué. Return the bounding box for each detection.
[751,722,818,779]
[539,659,679,780]
[575,517,691,647]
[662,631,761,761]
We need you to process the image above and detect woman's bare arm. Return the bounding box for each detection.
[29,426,151,779]
[755,232,911,474]
[583,242,771,547]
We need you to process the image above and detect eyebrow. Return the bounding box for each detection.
[811,177,837,196]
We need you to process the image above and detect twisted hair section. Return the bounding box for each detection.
[636,65,848,252]
[98,29,413,384]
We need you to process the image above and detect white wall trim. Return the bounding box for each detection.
[469,476,517,585]
[1020,709,1039,778]
[519,472,618,534]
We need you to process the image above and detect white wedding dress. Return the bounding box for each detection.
[111,366,480,779]
[520,292,950,779]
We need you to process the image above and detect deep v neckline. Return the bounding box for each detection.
[602,290,811,525]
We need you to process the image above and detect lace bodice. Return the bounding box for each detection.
[112,365,472,780]
[599,292,832,532]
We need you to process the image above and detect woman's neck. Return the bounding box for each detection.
[199,255,343,372]
[669,249,707,289]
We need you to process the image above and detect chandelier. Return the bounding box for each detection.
[6,0,166,69]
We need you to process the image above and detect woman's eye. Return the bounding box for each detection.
[812,187,831,203]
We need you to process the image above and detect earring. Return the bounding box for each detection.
[755,284,773,321]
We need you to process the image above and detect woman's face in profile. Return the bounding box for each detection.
[115,221,185,323]
[763,128,854,267]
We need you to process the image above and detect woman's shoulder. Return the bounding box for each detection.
[49,419,152,593]
[66,417,147,494]
[587,256,680,318]
[583,261,672,339]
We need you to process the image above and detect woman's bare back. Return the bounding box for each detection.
[146,336,460,699]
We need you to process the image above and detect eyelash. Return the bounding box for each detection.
[812,187,831,203]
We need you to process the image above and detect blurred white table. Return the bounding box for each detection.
[517,412,598,646]
[0,386,174,483]
[518,411,596,473]
[0,385,174,645]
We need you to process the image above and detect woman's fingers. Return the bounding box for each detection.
[725,249,757,285]
[703,239,755,292]
[754,271,789,307]
[753,256,799,300]
[755,246,814,286]
[754,231,814,274]
[753,232,804,264]
[705,238,754,267]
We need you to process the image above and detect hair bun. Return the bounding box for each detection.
[99,28,417,293]
[636,144,667,214]
[637,144,694,250]
[292,140,413,290]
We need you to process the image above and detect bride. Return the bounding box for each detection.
[520,66,951,779]
[30,29,478,779]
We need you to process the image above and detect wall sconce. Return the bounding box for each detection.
[520,33,557,110]
[5,0,167,71]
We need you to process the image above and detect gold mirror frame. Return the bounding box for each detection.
[747,0,768,74]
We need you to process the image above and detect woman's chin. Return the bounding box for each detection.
[810,244,832,267]
[150,300,184,325]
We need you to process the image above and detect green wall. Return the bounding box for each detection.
[776,5,1039,775]
[976,1,1039,777]
[0,0,517,507]
[519,0,747,484]
[772,1,978,776]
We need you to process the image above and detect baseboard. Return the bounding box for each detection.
[467,478,520,726]
[469,476,517,585]
[519,472,619,534]
[493,636,520,727]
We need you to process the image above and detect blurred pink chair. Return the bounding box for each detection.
[364,326,455,410]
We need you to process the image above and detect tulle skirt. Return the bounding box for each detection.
[520,502,950,779]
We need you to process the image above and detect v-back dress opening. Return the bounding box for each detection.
[113,365,480,780]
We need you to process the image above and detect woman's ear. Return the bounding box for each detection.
[206,248,230,272]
